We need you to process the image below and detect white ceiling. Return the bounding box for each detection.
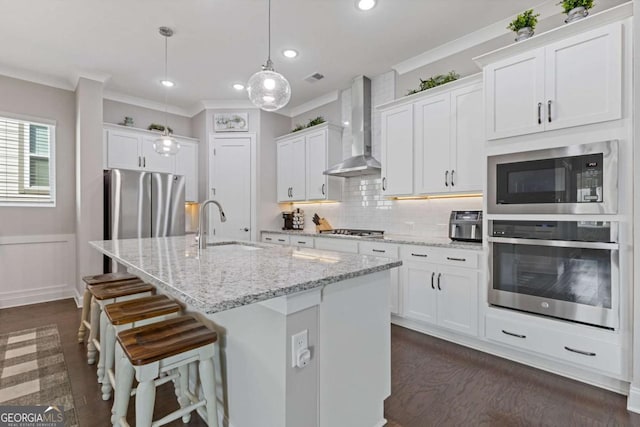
[0,0,587,114]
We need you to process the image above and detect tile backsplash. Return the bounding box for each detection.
[292,177,482,237]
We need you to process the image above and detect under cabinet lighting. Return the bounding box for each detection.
[392,193,483,201]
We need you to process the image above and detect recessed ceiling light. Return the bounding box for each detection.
[233,83,245,90]
[283,49,298,58]
[356,0,376,11]
[160,79,175,87]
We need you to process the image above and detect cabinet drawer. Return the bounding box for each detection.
[400,245,436,263]
[359,241,399,258]
[433,250,479,269]
[486,314,622,376]
[291,236,314,248]
[262,233,290,245]
[314,237,359,254]
[486,315,539,352]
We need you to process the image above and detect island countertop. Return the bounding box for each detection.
[90,235,402,314]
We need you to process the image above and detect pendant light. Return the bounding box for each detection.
[153,26,180,156]
[246,0,291,112]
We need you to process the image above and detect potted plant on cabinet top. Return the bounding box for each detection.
[507,9,540,42]
[559,0,594,23]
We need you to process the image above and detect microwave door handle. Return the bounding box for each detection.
[471,224,477,240]
[451,224,457,238]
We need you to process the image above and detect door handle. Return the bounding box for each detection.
[382,177,387,191]
[372,249,386,253]
[143,157,146,168]
[288,187,292,198]
[241,228,249,232]
[537,102,542,124]
[431,272,435,290]
[321,183,326,195]
[437,273,442,291]
[502,330,526,339]
[446,256,467,262]
[411,253,428,258]
[138,156,141,167]
[445,171,449,187]
[451,170,455,187]
[564,346,596,357]
[548,100,552,123]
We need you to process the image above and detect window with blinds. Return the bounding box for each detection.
[0,115,55,206]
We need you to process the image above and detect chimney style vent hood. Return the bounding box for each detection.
[324,75,381,177]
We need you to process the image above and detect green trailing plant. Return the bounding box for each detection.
[508,9,540,32]
[148,123,173,134]
[406,71,460,96]
[559,0,594,13]
[291,116,326,132]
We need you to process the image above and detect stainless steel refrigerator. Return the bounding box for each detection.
[104,169,185,268]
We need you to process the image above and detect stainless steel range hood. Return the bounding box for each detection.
[324,75,381,177]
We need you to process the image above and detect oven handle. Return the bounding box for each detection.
[488,237,618,250]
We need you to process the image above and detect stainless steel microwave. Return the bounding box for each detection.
[487,141,618,215]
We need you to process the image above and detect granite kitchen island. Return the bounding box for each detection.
[90,236,402,427]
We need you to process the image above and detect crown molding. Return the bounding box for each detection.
[392,0,560,75]
[0,65,75,91]
[287,90,340,118]
[103,90,193,117]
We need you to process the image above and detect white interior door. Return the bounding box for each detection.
[210,136,252,240]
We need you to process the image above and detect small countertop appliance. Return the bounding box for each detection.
[449,211,483,242]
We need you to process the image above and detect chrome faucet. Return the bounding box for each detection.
[197,199,227,249]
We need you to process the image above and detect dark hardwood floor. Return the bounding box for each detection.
[1,299,639,427]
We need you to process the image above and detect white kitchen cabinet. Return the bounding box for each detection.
[314,237,359,254]
[400,245,480,337]
[276,124,343,203]
[381,104,414,197]
[483,22,622,140]
[104,124,199,201]
[359,241,401,315]
[262,233,290,245]
[414,82,484,195]
[175,141,198,202]
[276,137,306,202]
[141,136,175,173]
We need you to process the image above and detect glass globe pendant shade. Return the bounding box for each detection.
[247,66,291,112]
[153,130,180,156]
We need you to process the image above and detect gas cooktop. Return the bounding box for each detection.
[318,229,385,238]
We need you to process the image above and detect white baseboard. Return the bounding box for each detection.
[627,385,640,413]
[74,289,84,308]
[373,418,388,427]
[0,284,76,309]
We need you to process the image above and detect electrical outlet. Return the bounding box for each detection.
[291,330,308,368]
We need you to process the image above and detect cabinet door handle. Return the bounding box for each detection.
[537,102,542,124]
[437,273,442,290]
[322,183,326,195]
[265,237,273,241]
[564,346,596,357]
[288,187,292,198]
[277,238,286,242]
[446,256,467,262]
[445,170,449,187]
[451,170,455,187]
[411,253,428,258]
[143,157,146,168]
[431,272,435,290]
[138,156,141,167]
[372,249,386,253]
[502,330,526,339]
[297,241,307,244]
[548,100,552,123]
[382,177,387,191]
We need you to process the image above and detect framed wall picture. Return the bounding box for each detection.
[214,112,249,132]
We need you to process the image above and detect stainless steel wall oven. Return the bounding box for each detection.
[487,141,618,214]
[488,220,619,329]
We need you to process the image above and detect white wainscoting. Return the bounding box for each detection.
[0,234,76,309]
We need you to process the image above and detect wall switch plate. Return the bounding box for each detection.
[291,330,309,368]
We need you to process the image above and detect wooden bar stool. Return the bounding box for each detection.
[78,272,141,343]
[87,281,155,383]
[113,316,220,427]
[101,294,182,400]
